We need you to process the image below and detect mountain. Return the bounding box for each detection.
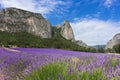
[74,40,88,47]
[0,7,51,38]
[60,20,75,42]
[105,33,120,49]
[0,7,89,49]
[92,45,106,49]
[0,28,93,52]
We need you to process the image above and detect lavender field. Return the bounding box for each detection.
[0,48,120,80]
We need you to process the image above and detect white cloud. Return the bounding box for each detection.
[104,0,115,7]
[70,18,120,46]
[0,0,69,16]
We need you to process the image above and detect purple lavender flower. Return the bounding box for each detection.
[0,48,120,79]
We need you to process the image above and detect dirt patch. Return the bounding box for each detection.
[0,70,5,80]
[107,53,120,55]
[4,48,21,53]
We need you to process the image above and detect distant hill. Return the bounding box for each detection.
[92,45,106,49]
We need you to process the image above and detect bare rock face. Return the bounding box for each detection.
[55,24,60,29]
[0,7,51,38]
[75,40,88,47]
[60,20,75,41]
[105,33,120,49]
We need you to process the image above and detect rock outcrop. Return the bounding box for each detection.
[55,24,60,29]
[75,40,88,47]
[0,7,51,38]
[60,20,75,41]
[105,33,120,49]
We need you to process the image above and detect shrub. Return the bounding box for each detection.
[113,44,120,53]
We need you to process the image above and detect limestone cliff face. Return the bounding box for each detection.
[60,20,75,41]
[106,33,120,49]
[0,7,51,38]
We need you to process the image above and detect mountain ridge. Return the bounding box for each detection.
[0,7,52,38]
[0,7,88,48]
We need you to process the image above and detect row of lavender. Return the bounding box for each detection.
[0,48,120,80]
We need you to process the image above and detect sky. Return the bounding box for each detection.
[0,0,120,46]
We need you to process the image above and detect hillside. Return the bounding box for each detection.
[0,27,96,52]
[0,7,99,52]
[106,33,120,49]
[92,45,106,49]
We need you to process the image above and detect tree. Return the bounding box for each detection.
[113,44,120,53]
[97,48,105,53]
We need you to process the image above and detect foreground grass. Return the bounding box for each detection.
[24,61,107,80]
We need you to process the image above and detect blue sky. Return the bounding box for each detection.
[0,0,120,45]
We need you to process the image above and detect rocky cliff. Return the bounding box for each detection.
[74,40,88,47]
[55,24,60,29]
[60,20,75,42]
[0,7,51,38]
[106,33,120,49]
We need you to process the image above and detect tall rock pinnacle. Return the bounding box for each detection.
[60,20,75,41]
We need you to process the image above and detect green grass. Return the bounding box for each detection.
[24,62,68,80]
[105,57,120,68]
[111,57,120,67]
[0,29,96,52]
[24,61,107,80]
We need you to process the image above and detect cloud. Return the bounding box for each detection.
[104,0,116,8]
[0,0,70,16]
[70,18,120,46]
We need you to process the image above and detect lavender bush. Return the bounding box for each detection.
[0,48,120,80]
